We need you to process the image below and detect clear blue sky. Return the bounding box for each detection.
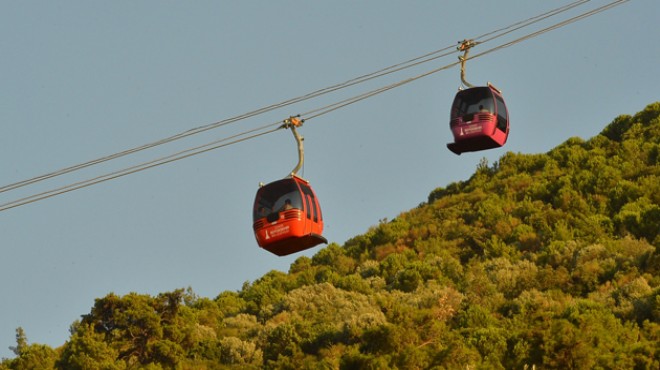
[1,0,658,357]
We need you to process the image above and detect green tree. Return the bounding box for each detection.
[4,328,57,370]
[57,323,125,370]
[8,102,659,369]
[79,291,189,368]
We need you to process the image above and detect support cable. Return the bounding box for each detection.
[0,123,283,212]
[0,0,629,212]
[302,0,629,122]
[0,0,593,195]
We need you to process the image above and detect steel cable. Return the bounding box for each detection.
[0,0,628,212]
[0,0,593,195]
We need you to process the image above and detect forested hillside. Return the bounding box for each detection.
[3,103,659,369]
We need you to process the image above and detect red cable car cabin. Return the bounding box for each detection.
[447,83,509,155]
[252,175,327,256]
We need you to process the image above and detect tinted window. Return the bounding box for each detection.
[300,184,321,222]
[452,87,494,118]
[495,95,508,131]
[254,180,303,221]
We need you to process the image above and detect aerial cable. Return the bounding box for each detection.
[301,0,628,122]
[0,50,459,194]
[301,66,451,120]
[464,0,630,63]
[472,0,591,44]
[0,122,283,212]
[0,99,305,195]
[287,0,595,108]
[0,46,460,196]
[0,1,594,196]
[0,0,591,195]
[0,0,629,212]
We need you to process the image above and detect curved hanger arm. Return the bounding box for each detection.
[282,116,304,177]
[458,39,476,89]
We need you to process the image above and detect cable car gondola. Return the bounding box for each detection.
[253,175,326,256]
[252,117,327,256]
[447,83,509,155]
[447,40,510,155]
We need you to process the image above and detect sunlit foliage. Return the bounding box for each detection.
[2,103,659,369]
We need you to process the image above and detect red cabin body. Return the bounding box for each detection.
[252,175,327,256]
[447,84,509,155]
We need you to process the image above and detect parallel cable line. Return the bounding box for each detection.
[0,123,283,212]
[466,0,630,61]
[0,0,592,195]
[0,0,628,212]
[304,0,629,122]
[473,0,591,43]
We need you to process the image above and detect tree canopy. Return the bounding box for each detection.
[3,102,659,369]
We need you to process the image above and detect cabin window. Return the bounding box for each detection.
[495,95,508,131]
[453,88,494,119]
[300,184,322,222]
[254,181,303,221]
